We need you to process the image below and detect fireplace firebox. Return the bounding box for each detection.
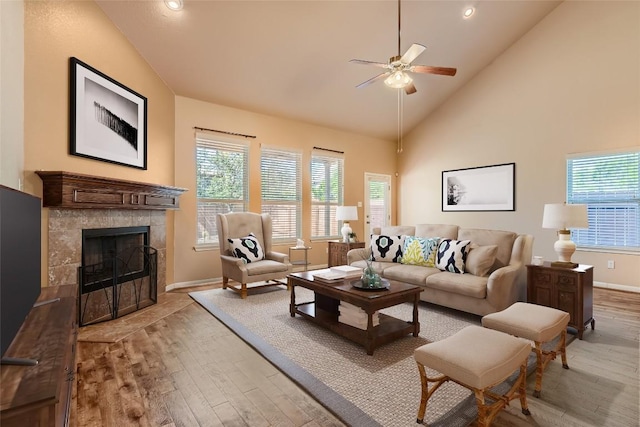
[78,226,157,326]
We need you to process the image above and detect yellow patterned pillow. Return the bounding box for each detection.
[401,237,440,267]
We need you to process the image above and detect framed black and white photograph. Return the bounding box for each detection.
[442,163,515,211]
[70,57,147,169]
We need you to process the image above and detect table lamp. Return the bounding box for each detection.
[542,203,589,268]
[335,206,358,243]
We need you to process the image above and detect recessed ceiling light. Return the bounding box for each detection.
[164,0,183,11]
[463,7,475,18]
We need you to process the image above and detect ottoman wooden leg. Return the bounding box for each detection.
[533,329,570,398]
[415,362,448,424]
[560,329,569,369]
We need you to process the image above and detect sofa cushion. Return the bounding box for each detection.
[228,233,265,264]
[436,239,471,274]
[425,272,488,299]
[458,228,516,270]
[465,244,498,277]
[401,236,440,267]
[415,224,459,240]
[350,259,396,275]
[383,264,440,286]
[373,226,416,236]
[371,235,405,263]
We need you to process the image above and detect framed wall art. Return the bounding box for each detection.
[442,163,515,212]
[70,57,147,169]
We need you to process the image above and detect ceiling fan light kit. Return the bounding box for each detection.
[385,71,413,89]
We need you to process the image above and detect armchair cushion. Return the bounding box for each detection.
[228,233,265,264]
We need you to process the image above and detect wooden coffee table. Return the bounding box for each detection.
[288,270,422,355]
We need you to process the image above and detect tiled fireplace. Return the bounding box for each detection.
[37,171,186,324]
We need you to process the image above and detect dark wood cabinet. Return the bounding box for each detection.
[1,285,78,426]
[328,241,365,267]
[527,263,594,339]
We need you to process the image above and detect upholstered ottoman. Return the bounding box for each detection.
[482,302,570,398]
[414,325,531,427]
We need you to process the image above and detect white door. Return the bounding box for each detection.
[364,173,391,245]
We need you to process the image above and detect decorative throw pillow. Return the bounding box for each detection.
[436,239,471,274]
[371,234,405,263]
[227,233,265,264]
[465,244,498,277]
[401,236,440,267]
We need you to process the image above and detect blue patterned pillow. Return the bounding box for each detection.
[401,237,440,267]
[436,239,471,274]
[228,233,265,264]
[371,234,405,263]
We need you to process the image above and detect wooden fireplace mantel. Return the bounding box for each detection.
[36,171,187,210]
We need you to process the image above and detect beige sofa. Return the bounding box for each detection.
[346,224,534,316]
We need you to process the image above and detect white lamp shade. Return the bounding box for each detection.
[335,206,358,221]
[542,203,589,230]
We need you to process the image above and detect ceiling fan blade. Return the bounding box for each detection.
[410,65,457,76]
[400,43,426,64]
[356,72,389,89]
[349,59,389,69]
[404,83,417,95]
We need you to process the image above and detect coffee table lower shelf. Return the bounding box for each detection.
[293,301,416,355]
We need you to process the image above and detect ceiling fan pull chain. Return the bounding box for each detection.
[397,89,403,153]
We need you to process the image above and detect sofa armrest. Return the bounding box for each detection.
[347,247,370,265]
[265,251,290,264]
[486,262,524,311]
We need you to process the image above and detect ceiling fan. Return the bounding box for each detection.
[350,0,457,95]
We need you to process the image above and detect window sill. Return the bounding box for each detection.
[577,247,640,256]
[194,244,219,252]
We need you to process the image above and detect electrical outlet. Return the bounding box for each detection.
[607,260,615,269]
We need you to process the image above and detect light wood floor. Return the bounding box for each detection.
[72,287,640,427]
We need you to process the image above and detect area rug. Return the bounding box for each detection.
[191,285,502,426]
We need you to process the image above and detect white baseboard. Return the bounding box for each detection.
[166,264,329,292]
[166,277,222,291]
[594,281,640,294]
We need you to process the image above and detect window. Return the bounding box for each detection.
[196,134,249,245]
[311,151,344,239]
[567,151,639,251]
[261,146,302,242]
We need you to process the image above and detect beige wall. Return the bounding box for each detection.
[399,1,640,289]
[23,0,177,286]
[0,0,24,189]
[174,96,396,284]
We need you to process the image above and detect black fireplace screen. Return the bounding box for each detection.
[78,226,157,326]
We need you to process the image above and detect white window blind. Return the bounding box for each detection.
[567,151,639,251]
[311,151,344,239]
[196,134,249,245]
[261,146,302,242]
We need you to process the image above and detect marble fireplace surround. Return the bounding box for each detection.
[37,171,187,293]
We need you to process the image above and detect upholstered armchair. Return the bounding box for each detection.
[216,212,292,299]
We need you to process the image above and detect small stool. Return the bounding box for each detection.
[414,325,531,427]
[482,302,570,398]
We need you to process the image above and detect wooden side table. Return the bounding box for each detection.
[527,263,594,339]
[289,246,311,271]
[328,241,365,267]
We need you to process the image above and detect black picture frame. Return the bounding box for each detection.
[442,163,515,211]
[70,57,147,170]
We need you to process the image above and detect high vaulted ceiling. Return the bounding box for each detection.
[96,0,561,142]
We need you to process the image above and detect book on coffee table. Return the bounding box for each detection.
[330,265,363,278]
[312,266,363,283]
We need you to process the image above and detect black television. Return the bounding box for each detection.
[0,185,42,359]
